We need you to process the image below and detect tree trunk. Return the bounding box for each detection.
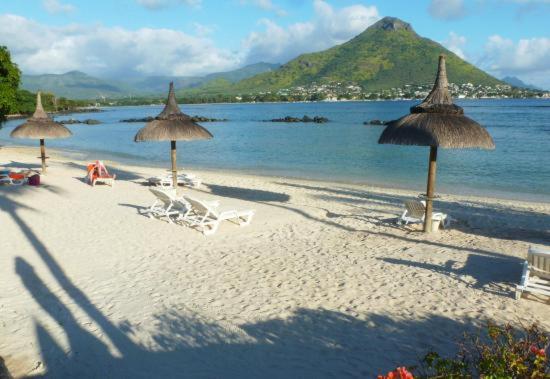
[423,146,438,233]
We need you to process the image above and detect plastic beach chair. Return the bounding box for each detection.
[396,200,449,229]
[86,161,116,187]
[181,195,254,236]
[516,246,550,299]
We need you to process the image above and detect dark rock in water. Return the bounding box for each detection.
[190,115,228,122]
[120,116,155,123]
[120,115,227,123]
[58,118,101,125]
[364,119,387,126]
[84,119,101,125]
[267,115,329,123]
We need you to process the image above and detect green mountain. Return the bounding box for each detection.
[234,17,502,92]
[21,63,280,100]
[21,71,130,99]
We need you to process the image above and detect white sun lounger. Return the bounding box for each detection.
[396,200,449,229]
[181,195,255,236]
[145,188,191,224]
[148,173,202,188]
[0,176,25,186]
[516,246,550,299]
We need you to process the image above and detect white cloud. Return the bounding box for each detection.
[428,0,466,20]
[42,0,75,14]
[481,34,550,88]
[136,0,201,10]
[240,0,288,16]
[0,1,380,77]
[242,0,379,64]
[443,32,467,59]
[0,14,238,77]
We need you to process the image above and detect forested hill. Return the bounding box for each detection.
[234,17,502,92]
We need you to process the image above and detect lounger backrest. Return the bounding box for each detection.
[184,196,217,219]
[528,247,550,279]
[405,200,426,219]
[150,188,174,207]
[97,161,113,177]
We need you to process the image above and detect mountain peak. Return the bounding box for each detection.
[369,17,414,32]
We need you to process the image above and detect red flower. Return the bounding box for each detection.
[396,367,414,379]
[537,348,546,357]
[378,367,414,379]
[530,345,539,354]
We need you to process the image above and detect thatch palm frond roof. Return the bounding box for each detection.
[10,92,72,139]
[134,82,213,142]
[378,55,495,149]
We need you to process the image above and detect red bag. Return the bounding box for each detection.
[28,174,40,186]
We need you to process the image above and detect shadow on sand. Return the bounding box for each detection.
[15,251,485,377]
[2,180,487,377]
[195,181,547,298]
[274,181,550,245]
[62,161,144,181]
[2,173,546,377]
[205,183,291,203]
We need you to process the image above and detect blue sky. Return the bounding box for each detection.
[1,0,549,88]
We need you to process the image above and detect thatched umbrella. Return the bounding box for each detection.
[10,92,72,173]
[134,82,213,188]
[378,55,495,232]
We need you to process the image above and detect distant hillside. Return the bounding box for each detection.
[502,76,541,91]
[129,62,280,94]
[21,71,130,99]
[234,17,502,92]
[21,63,280,99]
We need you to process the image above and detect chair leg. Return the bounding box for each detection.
[203,221,220,236]
[515,262,529,300]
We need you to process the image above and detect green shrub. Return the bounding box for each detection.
[420,322,549,378]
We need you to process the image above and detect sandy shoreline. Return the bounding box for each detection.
[1,146,549,377]
[2,144,548,204]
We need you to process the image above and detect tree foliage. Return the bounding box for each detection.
[0,45,21,119]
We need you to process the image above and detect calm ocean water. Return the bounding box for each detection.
[1,99,549,202]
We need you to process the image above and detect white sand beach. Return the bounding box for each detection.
[1,146,549,378]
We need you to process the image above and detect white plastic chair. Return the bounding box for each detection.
[181,195,254,236]
[516,246,550,299]
[397,200,449,229]
[148,173,201,188]
[145,188,191,224]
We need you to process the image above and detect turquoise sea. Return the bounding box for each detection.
[1,99,549,202]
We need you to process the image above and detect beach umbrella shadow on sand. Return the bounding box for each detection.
[134,82,213,188]
[378,55,495,233]
[10,92,72,173]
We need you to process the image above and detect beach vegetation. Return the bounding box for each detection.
[11,89,89,115]
[382,322,549,378]
[0,45,21,120]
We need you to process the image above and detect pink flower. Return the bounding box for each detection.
[537,348,546,357]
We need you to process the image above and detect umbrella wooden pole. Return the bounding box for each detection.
[40,138,47,174]
[170,140,177,188]
[423,146,438,233]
